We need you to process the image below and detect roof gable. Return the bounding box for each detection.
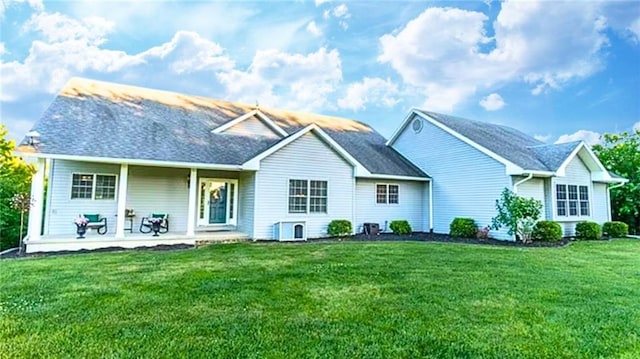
[212,110,287,138]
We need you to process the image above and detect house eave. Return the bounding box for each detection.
[14,151,245,171]
[357,174,431,182]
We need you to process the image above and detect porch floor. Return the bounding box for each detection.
[26,230,250,253]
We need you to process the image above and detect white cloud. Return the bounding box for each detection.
[534,134,551,143]
[306,21,322,37]
[629,17,640,43]
[479,93,505,111]
[337,77,399,111]
[217,47,342,111]
[555,130,602,146]
[315,0,331,6]
[332,4,350,19]
[1,0,43,18]
[0,43,6,56]
[379,1,611,111]
[633,121,640,132]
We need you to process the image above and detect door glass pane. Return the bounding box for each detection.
[229,183,235,220]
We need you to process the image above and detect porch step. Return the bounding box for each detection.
[194,231,251,247]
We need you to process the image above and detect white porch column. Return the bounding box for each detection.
[115,164,129,238]
[27,158,46,241]
[186,168,198,236]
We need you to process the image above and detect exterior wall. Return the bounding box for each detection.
[552,156,593,236]
[391,115,513,240]
[253,132,354,239]
[355,179,426,233]
[237,171,256,237]
[513,176,546,220]
[127,166,189,232]
[45,159,120,235]
[223,116,281,139]
[592,183,610,224]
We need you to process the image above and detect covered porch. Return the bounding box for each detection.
[26,158,255,252]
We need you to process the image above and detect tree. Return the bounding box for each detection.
[491,188,542,243]
[592,130,640,234]
[0,125,35,250]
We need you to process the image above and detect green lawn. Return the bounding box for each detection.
[1,240,639,358]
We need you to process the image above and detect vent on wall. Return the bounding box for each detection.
[412,118,423,133]
[273,221,306,241]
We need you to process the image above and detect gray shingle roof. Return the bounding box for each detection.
[416,110,582,172]
[20,78,427,178]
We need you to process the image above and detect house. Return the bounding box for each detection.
[15,78,624,252]
[16,78,430,252]
[388,110,626,239]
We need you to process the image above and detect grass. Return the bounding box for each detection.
[1,240,639,358]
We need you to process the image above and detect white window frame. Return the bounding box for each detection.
[375,183,399,205]
[70,172,118,201]
[554,183,590,219]
[288,179,328,214]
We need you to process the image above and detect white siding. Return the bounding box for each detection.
[355,179,426,233]
[392,115,513,240]
[223,116,281,139]
[552,156,594,236]
[592,183,610,224]
[514,177,546,220]
[127,166,189,232]
[253,132,354,239]
[45,160,120,235]
[237,171,256,237]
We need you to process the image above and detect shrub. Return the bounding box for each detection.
[532,221,563,242]
[450,218,477,238]
[491,188,542,243]
[327,220,352,237]
[389,220,412,235]
[602,221,628,237]
[575,221,602,240]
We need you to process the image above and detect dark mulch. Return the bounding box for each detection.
[310,232,571,247]
[2,233,572,259]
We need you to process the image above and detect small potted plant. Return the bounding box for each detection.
[75,216,89,239]
[125,208,135,217]
[148,217,163,236]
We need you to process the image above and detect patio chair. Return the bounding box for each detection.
[82,214,108,235]
[139,213,169,234]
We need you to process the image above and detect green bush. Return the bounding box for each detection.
[602,221,628,237]
[327,220,352,237]
[532,221,563,242]
[389,220,412,235]
[575,221,602,240]
[450,218,477,238]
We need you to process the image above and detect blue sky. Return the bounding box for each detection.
[1,0,639,145]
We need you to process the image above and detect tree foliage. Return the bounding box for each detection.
[592,130,640,234]
[491,188,542,243]
[0,125,35,250]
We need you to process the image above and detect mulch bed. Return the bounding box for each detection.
[309,232,571,247]
[2,233,573,259]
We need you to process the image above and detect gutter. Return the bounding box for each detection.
[513,173,534,194]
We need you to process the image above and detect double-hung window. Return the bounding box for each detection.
[288,179,327,213]
[71,173,117,200]
[376,184,399,204]
[556,184,589,217]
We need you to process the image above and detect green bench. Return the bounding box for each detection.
[82,214,108,235]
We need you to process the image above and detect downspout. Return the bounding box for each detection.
[606,182,625,221]
[429,179,434,233]
[352,167,357,235]
[513,173,533,194]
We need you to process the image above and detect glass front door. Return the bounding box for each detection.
[198,179,238,226]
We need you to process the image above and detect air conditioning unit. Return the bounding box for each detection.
[363,223,380,235]
[273,221,306,241]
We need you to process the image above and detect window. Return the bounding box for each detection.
[556,184,589,217]
[288,179,327,213]
[71,173,116,200]
[376,184,399,204]
[579,185,590,216]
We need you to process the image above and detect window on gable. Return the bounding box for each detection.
[556,183,589,218]
[376,184,399,204]
[289,179,327,214]
[71,173,116,200]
